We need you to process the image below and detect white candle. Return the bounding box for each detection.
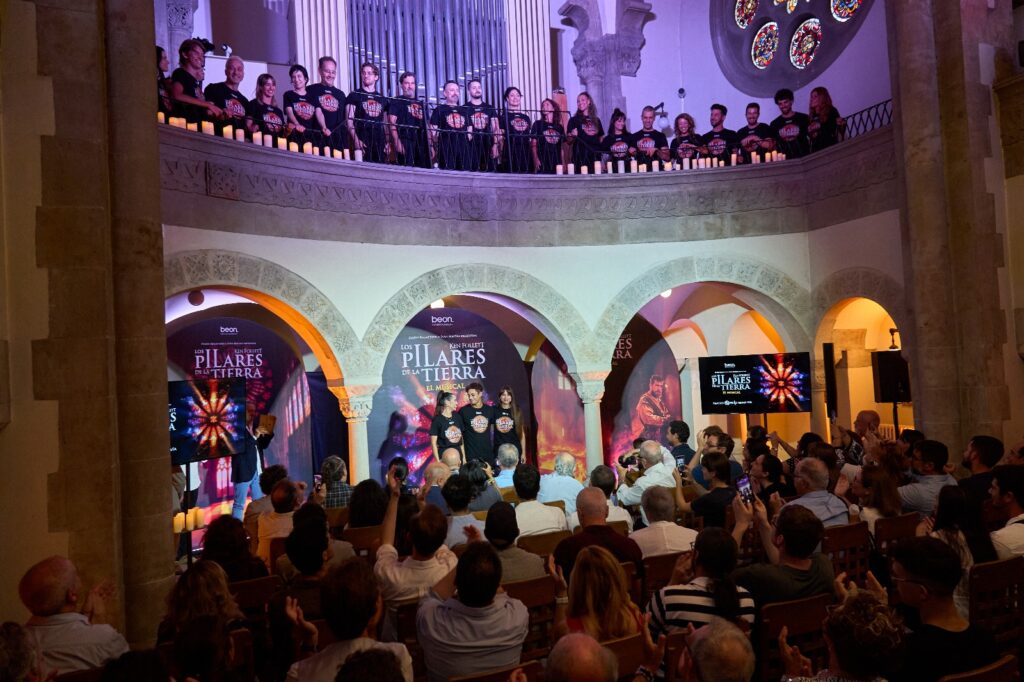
[312,146,320,156]
[354,149,364,162]
[567,163,575,175]
[332,149,342,159]
[606,161,613,174]
[343,149,351,160]
[235,128,245,142]
[781,153,787,161]
[277,137,287,150]
[157,111,166,124]
[172,512,185,534]
[594,161,602,175]
[580,165,588,175]
[322,146,330,156]
[201,121,215,135]
[302,141,313,154]
[617,160,625,174]
[752,152,760,164]
[186,122,198,132]
[630,159,638,173]
[252,131,263,146]
[185,510,195,531]
[289,141,299,152]
[263,134,274,148]
[639,165,648,173]
[652,160,660,172]
[730,153,737,166]
[222,124,233,139]
[683,158,691,170]
[556,165,564,175]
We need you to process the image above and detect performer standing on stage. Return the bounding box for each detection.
[636,375,670,443]
[700,103,736,165]
[499,86,533,174]
[566,91,604,170]
[430,391,465,462]
[493,385,527,462]
[631,105,669,170]
[459,382,495,465]
[669,113,702,165]
[346,62,387,162]
[531,98,564,174]
[602,108,633,171]
[203,56,248,134]
[736,102,775,163]
[284,64,323,144]
[307,56,348,152]
[429,81,471,170]
[388,71,428,167]
[464,79,500,172]
[232,411,274,519]
[246,73,289,138]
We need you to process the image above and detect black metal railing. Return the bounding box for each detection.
[843,99,893,140]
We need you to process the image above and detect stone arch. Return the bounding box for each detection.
[591,254,814,364]
[362,263,593,379]
[812,267,910,346]
[164,249,361,383]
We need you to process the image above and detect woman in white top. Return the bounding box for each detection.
[847,465,901,535]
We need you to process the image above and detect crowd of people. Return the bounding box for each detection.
[158,39,849,175]
[6,383,1024,681]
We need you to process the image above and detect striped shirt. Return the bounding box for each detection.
[646,576,756,637]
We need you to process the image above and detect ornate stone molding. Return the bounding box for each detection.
[573,375,608,403]
[330,384,379,421]
[166,0,198,57]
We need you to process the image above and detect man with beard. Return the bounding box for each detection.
[630,105,669,170]
[700,103,736,165]
[636,374,670,442]
[464,79,500,172]
[307,56,348,152]
[387,71,428,167]
[736,102,774,163]
[346,62,387,162]
[429,81,471,170]
[203,55,248,134]
[770,88,811,158]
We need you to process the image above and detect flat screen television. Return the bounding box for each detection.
[168,379,248,465]
[698,352,812,414]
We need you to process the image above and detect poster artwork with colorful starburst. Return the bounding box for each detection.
[169,379,249,465]
[698,353,811,414]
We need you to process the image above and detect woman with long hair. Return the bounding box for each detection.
[500,86,533,174]
[669,113,701,164]
[566,91,604,170]
[245,73,288,138]
[531,98,564,174]
[602,108,633,171]
[157,46,173,116]
[463,459,501,512]
[493,385,526,460]
[200,515,268,583]
[552,546,644,641]
[808,86,845,152]
[157,560,244,643]
[347,479,388,528]
[849,465,902,534]
[429,390,464,462]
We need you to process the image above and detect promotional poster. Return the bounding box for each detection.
[698,352,812,414]
[168,379,248,466]
[529,339,586,475]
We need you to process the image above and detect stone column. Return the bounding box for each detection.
[574,377,607,473]
[331,384,379,483]
[165,0,198,56]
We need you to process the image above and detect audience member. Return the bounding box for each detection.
[18,556,128,675]
[688,431,744,489]
[392,493,422,557]
[674,451,736,528]
[335,647,406,682]
[276,502,355,584]
[1004,438,1023,466]
[773,431,824,470]
[989,464,1024,558]
[958,435,1003,510]
[629,486,698,557]
[667,420,696,470]
[243,464,287,553]
[617,440,676,523]
[515,463,570,536]
[257,479,302,567]
[848,465,901,535]
[320,455,352,508]
[285,558,413,682]
[347,479,388,528]
[169,614,234,682]
[569,465,634,532]
[421,461,451,514]
[482,501,546,581]
[441,474,486,548]
[464,459,501,512]
[539,452,585,515]
[200,514,269,583]
[0,621,41,681]
[553,488,642,580]
[777,458,849,527]
[494,443,520,487]
[553,545,643,641]
[156,560,244,644]
[440,447,462,475]
[417,542,528,681]
[750,452,795,505]
[808,441,844,493]
[544,632,618,682]
[900,440,957,515]
[899,428,926,457]
[678,617,756,682]
[890,537,999,682]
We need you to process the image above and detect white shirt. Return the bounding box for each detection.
[537,474,585,515]
[256,510,294,567]
[617,461,676,524]
[515,499,568,537]
[992,513,1024,559]
[568,500,634,532]
[286,637,413,682]
[374,543,458,641]
[446,515,486,547]
[629,520,698,558]
[25,612,129,676]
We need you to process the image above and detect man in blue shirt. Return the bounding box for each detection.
[899,440,957,516]
[493,444,519,489]
[667,420,695,471]
[776,457,849,527]
[538,452,585,516]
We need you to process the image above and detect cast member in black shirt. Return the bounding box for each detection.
[459,383,494,464]
[808,86,846,152]
[735,102,774,163]
[430,391,464,461]
[464,79,500,172]
[245,73,288,138]
[203,56,249,134]
[603,109,632,171]
[429,80,471,171]
[346,62,387,163]
[631,105,669,170]
[531,98,564,174]
[700,103,736,165]
[669,113,702,164]
[770,88,811,158]
[157,46,173,116]
[500,87,533,174]
[307,56,348,152]
[284,64,325,144]
[170,38,221,123]
[388,71,428,167]
[493,386,526,459]
[566,91,604,170]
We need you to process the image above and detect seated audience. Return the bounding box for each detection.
[320,455,353,508]
[688,431,744,489]
[494,443,519,488]
[286,558,413,682]
[629,486,698,557]
[891,537,999,682]
[679,617,756,682]
[544,632,618,682]
[464,459,501,512]
[554,545,643,641]
[569,465,634,532]
[421,461,450,514]
[276,502,355,585]
[336,647,406,682]
[539,452,586,515]
[958,435,1003,528]
[989,464,1024,558]
[900,440,957,515]
[778,457,849,527]
[200,514,268,583]
[750,452,795,505]
[257,478,302,567]
[243,464,287,552]
[553,488,643,580]
[1005,439,1023,466]
[848,465,902,535]
[0,621,40,681]
[347,478,388,528]
[98,649,169,681]
[773,431,824,471]
[169,614,236,682]
[648,527,755,639]
[732,500,834,605]
[514,463,569,536]
[482,501,546,581]
[441,474,486,547]
[156,560,244,644]
[674,451,737,528]
[808,441,844,493]
[667,420,696,470]
[417,542,529,681]
[18,556,128,675]
[616,440,677,524]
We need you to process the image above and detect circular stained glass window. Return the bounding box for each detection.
[734,0,758,29]
[751,22,780,70]
[789,18,822,69]
[830,0,861,22]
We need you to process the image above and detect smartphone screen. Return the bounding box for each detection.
[313,474,323,489]
[736,475,754,504]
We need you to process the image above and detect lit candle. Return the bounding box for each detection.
[192,507,204,529]
[201,121,215,135]
[322,146,330,156]
[172,513,185,534]
[235,128,245,142]
[186,122,198,132]
[730,153,737,166]
[630,159,638,173]
[157,112,166,124]
[222,124,233,139]
[639,165,648,173]
[593,162,602,175]
[752,152,760,164]
[556,165,564,175]
[580,165,588,175]
[252,131,263,146]
[343,149,351,160]
[332,149,342,159]
[781,153,787,161]
[567,163,575,175]
[606,161,613,174]
[312,146,320,156]
[263,134,273,148]
[302,141,313,154]
[289,141,299,152]
[354,149,364,162]
[652,160,660,172]
[617,160,625,174]
[185,510,195,531]
[683,158,691,170]
[277,137,287,150]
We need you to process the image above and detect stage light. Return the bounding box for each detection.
[430,299,445,309]
[187,289,205,306]
[660,289,672,299]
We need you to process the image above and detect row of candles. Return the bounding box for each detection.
[172,501,234,533]
[555,150,787,175]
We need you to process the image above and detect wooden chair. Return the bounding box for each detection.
[677,512,704,533]
[500,487,520,504]
[758,593,832,682]
[342,524,383,561]
[621,561,643,606]
[609,520,629,536]
[326,506,349,537]
[969,556,1024,658]
[518,530,570,558]
[268,537,287,575]
[939,655,1019,682]
[453,543,470,558]
[643,551,685,606]
[449,660,544,682]
[663,630,689,682]
[54,668,105,682]
[602,632,646,682]
[229,575,282,617]
[472,510,489,521]
[544,499,566,513]
[873,512,919,555]
[503,575,559,661]
[822,521,871,586]
[394,597,427,680]
[725,506,765,566]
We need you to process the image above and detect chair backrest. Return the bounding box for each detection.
[969,556,1024,657]
[229,575,283,616]
[609,520,629,536]
[938,655,1019,682]
[602,632,645,682]
[502,575,558,661]
[501,486,521,504]
[518,530,571,558]
[643,551,685,606]
[677,513,704,533]
[448,660,544,682]
[544,499,567,513]
[268,537,288,575]
[341,524,383,561]
[725,506,765,567]
[394,597,427,679]
[472,510,489,521]
[620,561,643,605]
[663,630,689,682]
[758,593,832,682]
[873,512,920,554]
[326,506,349,537]
[822,521,871,586]
[54,668,105,682]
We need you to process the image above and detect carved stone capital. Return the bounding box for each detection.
[329,383,379,421]
[572,373,609,403]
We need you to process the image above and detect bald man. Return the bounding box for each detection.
[546,632,617,682]
[423,460,452,514]
[19,556,128,675]
[203,55,249,131]
[441,447,462,475]
[257,478,302,567]
[538,452,585,516]
[552,487,642,579]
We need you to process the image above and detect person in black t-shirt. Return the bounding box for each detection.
[388,71,428,167]
[499,87,533,174]
[307,56,348,152]
[430,391,464,462]
[464,79,500,172]
[700,103,736,165]
[602,108,632,172]
[346,62,387,163]
[531,98,565,174]
[631,106,669,170]
[284,64,324,145]
[203,56,249,134]
[674,451,736,528]
[157,46,173,116]
[566,91,604,171]
[770,88,811,158]
[808,86,846,153]
[736,102,775,163]
[669,113,702,165]
[493,385,526,460]
[170,38,221,123]
[430,80,471,171]
[245,73,288,138]
[458,382,495,464]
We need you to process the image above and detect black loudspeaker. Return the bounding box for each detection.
[822,343,838,419]
[872,351,912,403]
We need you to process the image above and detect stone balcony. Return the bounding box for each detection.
[159,124,898,247]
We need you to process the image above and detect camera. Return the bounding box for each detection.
[618,451,638,468]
